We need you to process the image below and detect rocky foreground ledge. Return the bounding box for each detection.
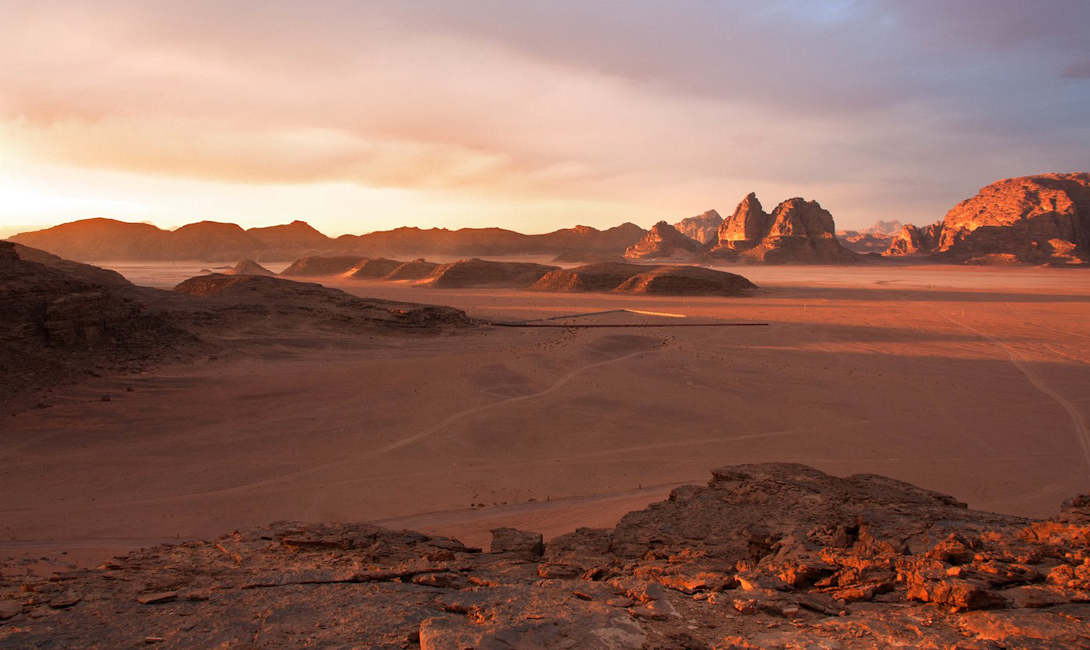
[2,464,1088,649]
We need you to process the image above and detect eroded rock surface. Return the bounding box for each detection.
[674,210,725,245]
[709,194,859,264]
[3,464,1087,649]
[624,222,704,260]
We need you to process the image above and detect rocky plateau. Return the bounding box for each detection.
[2,463,1087,649]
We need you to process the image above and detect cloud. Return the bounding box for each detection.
[0,0,1088,231]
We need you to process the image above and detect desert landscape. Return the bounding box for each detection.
[4,3,1090,647]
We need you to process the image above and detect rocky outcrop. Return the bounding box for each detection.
[612,265,757,296]
[531,262,652,293]
[884,222,944,256]
[710,194,859,263]
[384,259,440,281]
[673,210,724,244]
[4,463,1088,649]
[624,222,703,260]
[0,241,186,407]
[933,172,1090,264]
[223,259,275,276]
[420,259,559,289]
[837,221,904,253]
[348,258,404,279]
[9,220,647,263]
[280,255,366,277]
[173,274,476,329]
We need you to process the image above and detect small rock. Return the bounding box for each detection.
[489,527,544,558]
[0,600,23,620]
[100,395,111,402]
[538,563,581,579]
[49,594,80,609]
[136,592,178,605]
[733,599,758,615]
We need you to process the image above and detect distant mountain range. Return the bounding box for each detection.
[10,173,1088,265]
[6,219,648,263]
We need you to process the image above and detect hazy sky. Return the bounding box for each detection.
[1,1,1088,236]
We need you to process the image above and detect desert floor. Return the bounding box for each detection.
[3,262,1090,571]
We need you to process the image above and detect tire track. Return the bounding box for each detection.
[940,313,1090,475]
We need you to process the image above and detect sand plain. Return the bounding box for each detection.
[2,262,1089,570]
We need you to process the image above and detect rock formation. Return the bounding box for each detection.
[8,220,647,263]
[246,220,334,250]
[612,265,757,296]
[933,172,1090,264]
[173,274,475,330]
[0,241,186,408]
[4,463,1088,649]
[674,210,724,244]
[280,256,367,277]
[420,259,560,289]
[384,259,440,281]
[531,262,655,293]
[837,221,904,253]
[0,244,477,413]
[348,258,404,279]
[884,222,944,256]
[709,194,859,263]
[223,259,275,276]
[624,222,703,260]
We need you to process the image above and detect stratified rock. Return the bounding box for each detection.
[624,222,703,260]
[934,172,1090,264]
[673,210,724,244]
[715,192,773,253]
[884,222,943,256]
[709,194,859,263]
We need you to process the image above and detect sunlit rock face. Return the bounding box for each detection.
[934,172,1090,264]
[885,222,944,256]
[4,462,1089,649]
[710,193,858,263]
[673,209,724,245]
[623,221,703,260]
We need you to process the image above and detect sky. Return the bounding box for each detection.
[1,1,1088,237]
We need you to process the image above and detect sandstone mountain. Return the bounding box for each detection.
[4,463,1087,649]
[673,210,724,244]
[8,220,647,263]
[246,220,334,250]
[884,222,944,256]
[710,194,859,263]
[934,172,1090,264]
[624,221,703,260]
[836,220,904,253]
